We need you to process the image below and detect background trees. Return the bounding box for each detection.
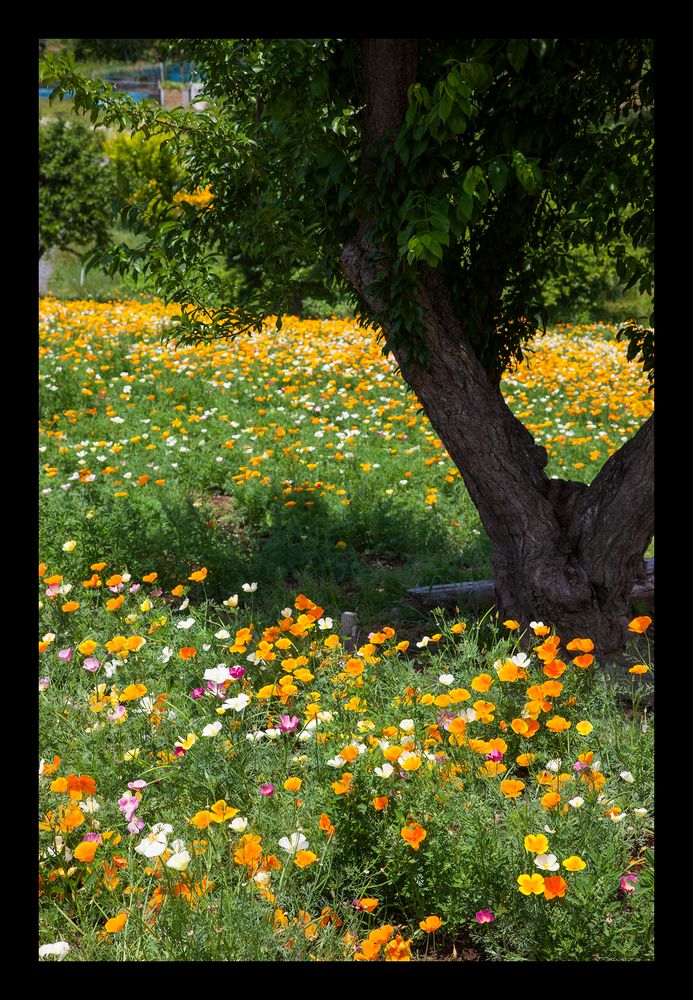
[39,118,115,260]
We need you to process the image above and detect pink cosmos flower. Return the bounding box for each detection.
[108,705,126,721]
[83,832,103,844]
[279,715,300,733]
[173,747,186,757]
[46,584,61,597]
[475,910,495,924]
[150,588,163,597]
[206,680,227,698]
[486,750,503,762]
[128,780,147,790]
[129,583,141,593]
[259,783,274,797]
[229,666,246,680]
[118,795,139,823]
[189,687,205,700]
[572,761,586,772]
[58,648,73,662]
[620,873,639,894]
[108,583,124,593]
[128,817,145,835]
[82,657,101,672]
[39,677,51,692]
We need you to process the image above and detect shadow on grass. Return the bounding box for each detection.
[41,480,492,629]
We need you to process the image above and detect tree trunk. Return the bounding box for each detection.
[342,240,654,657]
[341,39,654,657]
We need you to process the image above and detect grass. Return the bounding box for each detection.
[38,300,654,961]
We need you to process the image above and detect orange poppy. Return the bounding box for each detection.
[543,659,566,679]
[565,638,594,653]
[372,796,389,811]
[73,841,98,862]
[104,913,128,933]
[61,601,80,613]
[541,792,561,810]
[179,647,197,660]
[499,779,525,798]
[419,915,443,932]
[400,822,427,851]
[188,568,208,582]
[628,616,652,633]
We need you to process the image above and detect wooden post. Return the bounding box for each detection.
[340,611,359,652]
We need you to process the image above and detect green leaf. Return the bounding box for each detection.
[507,39,529,73]
[488,158,509,195]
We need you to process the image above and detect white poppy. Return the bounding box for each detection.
[161,646,173,663]
[222,693,251,712]
[374,762,394,779]
[327,756,346,768]
[546,759,561,773]
[202,721,223,737]
[214,629,231,640]
[568,796,585,809]
[633,807,648,817]
[39,941,70,960]
[229,816,248,832]
[278,832,309,854]
[135,830,169,858]
[242,582,258,592]
[204,665,231,684]
[176,618,196,630]
[399,719,415,732]
[534,853,560,872]
[166,850,191,872]
[620,771,635,783]
[438,673,455,686]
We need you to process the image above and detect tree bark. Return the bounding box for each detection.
[341,39,655,656]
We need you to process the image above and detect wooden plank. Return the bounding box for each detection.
[407,557,654,611]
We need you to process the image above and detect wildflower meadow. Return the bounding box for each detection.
[39,300,654,962]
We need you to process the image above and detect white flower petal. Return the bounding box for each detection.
[39,941,70,960]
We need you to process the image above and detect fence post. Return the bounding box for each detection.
[340,611,359,652]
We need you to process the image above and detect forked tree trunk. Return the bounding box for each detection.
[342,242,654,655]
[342,39,654,657]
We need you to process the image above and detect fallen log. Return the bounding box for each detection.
[408,557,654,612]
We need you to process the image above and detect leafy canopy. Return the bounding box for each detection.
[40,39,653,383]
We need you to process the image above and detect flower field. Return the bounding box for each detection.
[39,300,654,961]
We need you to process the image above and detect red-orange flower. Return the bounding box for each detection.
[179,647,197,660]
[543,875,568,899]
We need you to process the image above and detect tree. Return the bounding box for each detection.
[39,118,115,260]
[40,39,654,654]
